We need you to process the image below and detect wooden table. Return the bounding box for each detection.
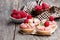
[0,0,60,40]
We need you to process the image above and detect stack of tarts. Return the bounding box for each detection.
[20,16,57,35]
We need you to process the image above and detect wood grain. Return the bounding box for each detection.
[0,0,60,40]
[14,25,36,40]
[0,0,15,40]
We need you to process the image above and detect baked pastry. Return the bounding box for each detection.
[20,19,35,34]
[31,2,49,16]
[19,15,57,35]
[19,14,35,34]
[36,16,57,35]
[36,21,52,35]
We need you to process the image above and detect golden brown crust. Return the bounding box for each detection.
[36,30,51,35]
[36,26,57,35]
[20,29,33,34]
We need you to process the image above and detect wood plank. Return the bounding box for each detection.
[44,0,60,7]
[0,0,15,40]
[18,0,35,10]
[15,25,36,40]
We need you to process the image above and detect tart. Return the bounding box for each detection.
[36,21,52,35]
[20,19,35,34]
[19,16,57,35]
[31,2,49,16]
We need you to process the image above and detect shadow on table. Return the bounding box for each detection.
[6,19,22,26]
[18,31,51,37]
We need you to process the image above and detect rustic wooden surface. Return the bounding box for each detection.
[0,0,60,40]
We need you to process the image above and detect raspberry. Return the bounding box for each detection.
[11,14,17,19]
[42,2,45,9]
[42,2,49,10]
[11,13,21,19]
[27,14,32,19]
[39,6,42,10]
[45,4,49,10]
[12,9,17,14]
[35,5,39,10]
[16,14,21,19]
[19,11,27,18]
[49,16,54,21]
[24,19,28,23]
[11,13,13,17]
[35,5,41,10]
[44,21,49,27]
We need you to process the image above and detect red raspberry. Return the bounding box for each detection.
[16,14,21,19]
[24,19,28,23]
[11,13,21,19]
[17,11,21,14]
[19,11,27,18]
[11,14,17,19]
[12,9,17,14]
[49,16,54,21]
[35,5,42,10]
[27,14,32,19]
[45,4,49,10]
[11,13,13,17]
[42,2,45,9]
[42,2,49,10]
[44,21,49,27]
[39,6,42,10]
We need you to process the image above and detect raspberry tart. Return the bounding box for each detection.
[36,16,57,35]
[31,2,49,16]
[20,18,35,34]
[36,21,52,35]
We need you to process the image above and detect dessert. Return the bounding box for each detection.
[11,1,58,35]
[20,19,35,34]
[41,2,49,11]
[31,2,49,16]
[36,17,57,35]
[20,15,35,34]
[19,16,57,35]
[36,21,52,35]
